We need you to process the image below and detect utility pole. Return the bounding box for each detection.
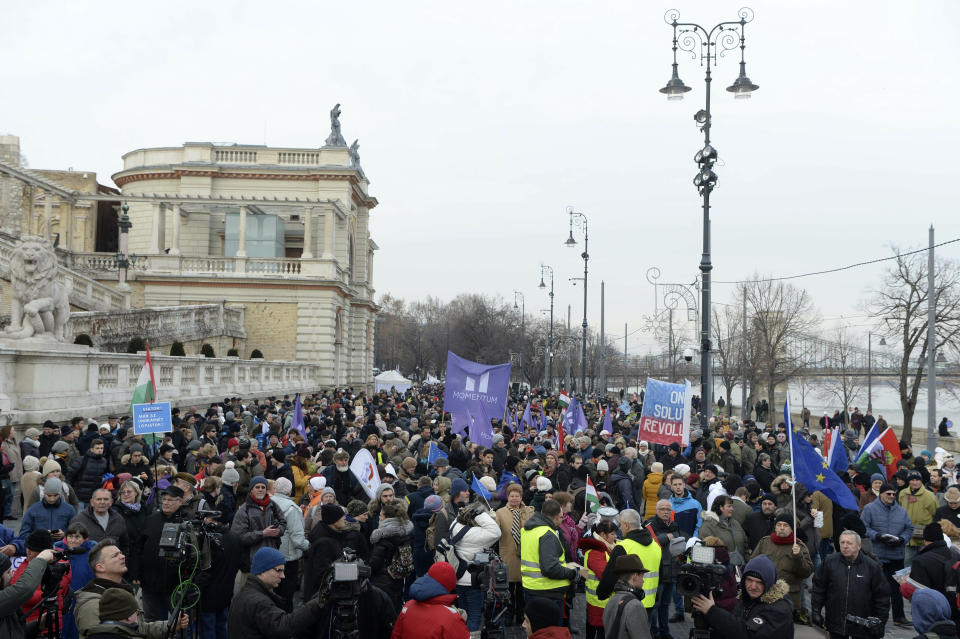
[623,323,628,398]
[927,225,938,452]
[600,281,606,396]
[566,305,572,392]
[741,288,748,421]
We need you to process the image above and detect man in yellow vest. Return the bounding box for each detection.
[520,499,589,622]
[595,509,661,610]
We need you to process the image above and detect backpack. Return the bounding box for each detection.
[425,512,438,552]
[435,524,472,580]
[387,541,414,579]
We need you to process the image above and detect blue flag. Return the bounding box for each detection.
[427,441,448,466]
[619,400,630,415]
[443,351,512,436]
[602,408,613,436]
[469,403,495,449]
[563,394,588,433]
[856,423,881,461]
[540,411,548,433]
[521,402,533,430]
[785,398,859,511]
[291,394,306,439]
[497,470,519,492]
[472,475,493,501]
[824,428,848,475]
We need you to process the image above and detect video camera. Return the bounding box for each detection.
[472,550,509,595]
[676,544,727,597]
[157,509,224,571]
[325,548,371,639]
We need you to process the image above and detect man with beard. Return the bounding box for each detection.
[743,494,777,554]
[322,450,364,506]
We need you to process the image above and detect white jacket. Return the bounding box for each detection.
[449,511,502,587]
[272,493,309,561]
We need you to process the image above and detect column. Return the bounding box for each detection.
[322,207,336,260]
[118,216,130,290]
[0,174,7,233]
[301,207,314,259]
[62,201,73,250]
[43,194,52,241]
[169,203,182,255]
[150,202,163,253]
[236,206,248,257]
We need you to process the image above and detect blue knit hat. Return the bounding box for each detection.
[250,476,268,490]
[742,554,776,590]
[250,547,285,575]
[450,478,469,495]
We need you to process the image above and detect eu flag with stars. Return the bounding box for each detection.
[785,398,859,511]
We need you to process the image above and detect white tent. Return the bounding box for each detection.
[375,369,412,393]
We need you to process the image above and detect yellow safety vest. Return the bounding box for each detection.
[617,537,662,607]
[583,548,611,609]
[520,525,570,591]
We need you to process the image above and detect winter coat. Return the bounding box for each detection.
[643,516,681,583]
[390,572,469,639]
[67,450,110,502]
[197,531,242,613]
[495,503,534,583]
[703,577,794,639]
[304,520,368,599]
[861,497,914,562]
[602,582,651,639]
[642,473,663,520]
[610,469,638,511]
[909,539,954,593]
[321,465,365,506]
[19,438,39,464]
[699,511,747,563]
[578,536,613,626]
[369,517,415,608]
[769,474,793,510]
[271,493,309,562]
[812,490,835,539]
[0,559,47,639]
[740,444,757,475]
[731,497,753,527]
[2,439,22,483]
[130,508,187,595]
[115,502,148,548]
[668,490,702,538]
[230,495,287,572]
[900,485,939,547]
[449,511,502,587]
[70,506,130,551]
[558,513,581,556]
[75,578,168,639]
[743,511,775,553]
[10,551,71,631]
[521,511,580,598]
[226,575,323,639]
[750,535,814,607]
[19,496,76,539]
[811,551,889,637]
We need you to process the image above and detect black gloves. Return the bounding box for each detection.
[877,534,902,546]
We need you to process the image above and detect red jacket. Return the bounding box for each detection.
[577,536,612,627]
[530,628,573,639]
[390,592,469,639]
[11,557,72,633]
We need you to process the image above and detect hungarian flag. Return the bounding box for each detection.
[129,343,156,412]
[558,391,570,409]
[855,427,901,479]
[585,476,600,513]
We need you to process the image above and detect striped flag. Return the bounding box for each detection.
[558,391,570,409]
[585,476,600,513]
[129,343,156,412]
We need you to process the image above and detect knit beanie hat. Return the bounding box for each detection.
[22,456,39,473]
[309,476,326,492]
[346,500,368,518]
[424,495,444,513]
[525,597,561,632]
[250,547,286,575]
[42,459,62,476]
[221,468,240,487]
[427,561,457,592]
[320,487,336,502]
[26,529,53,552]
[450,478,469,495]
[774,513,793,530]
[924,522,944,543]
[479,476,497,494]
[249,476,268,490]
[870,473,885,485]
[43,477,63,495]
[535,476,553,492]
[321,504,345,526]
[99,588,139,622]
[596,459,609,472]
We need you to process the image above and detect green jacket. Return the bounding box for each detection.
[0,559,47,639]
[900,486,939,546]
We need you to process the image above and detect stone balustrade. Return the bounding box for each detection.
[68,304,246,351]
[0,342,323,426]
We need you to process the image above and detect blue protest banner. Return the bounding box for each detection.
[132,402,173,436]
[443,351,511,436]
[637,378,691,446]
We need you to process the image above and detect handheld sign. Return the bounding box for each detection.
[132,402,173,436]
[637,378,691,446]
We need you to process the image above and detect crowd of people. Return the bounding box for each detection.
[0,385,955,639]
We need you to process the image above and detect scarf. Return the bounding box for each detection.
[122,501,142,512]
[771,532,795,545]
[509,507,522,548]
[249,493,272,509]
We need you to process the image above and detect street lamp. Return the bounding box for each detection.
[539,265,555,392]
[660,7,758,424]
[565,208,589,394]
[867,332,887,414]
[514,291,525,386]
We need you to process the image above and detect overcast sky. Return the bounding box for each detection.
[4,0,959,355]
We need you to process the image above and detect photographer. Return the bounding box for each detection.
[447,501,501,633]
[690,555,793,639]
[811,530,888,639]
[0,548,59,639]
[10,530,71,635]
[130,485,187,622]
[227,547,323,639]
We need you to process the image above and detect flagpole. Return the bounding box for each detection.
[787,397,797,539]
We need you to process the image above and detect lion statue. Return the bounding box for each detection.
[4,236,70,341]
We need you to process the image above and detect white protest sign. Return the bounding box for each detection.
[349,448,381,500]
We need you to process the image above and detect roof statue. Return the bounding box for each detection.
[324,103,347,147]
[349,139,360,167]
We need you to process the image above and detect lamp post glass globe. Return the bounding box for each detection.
[565,232,577,248]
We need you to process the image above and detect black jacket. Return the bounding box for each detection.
[704,578,794,639]
[304,522,369,599]
[70,506,130,552]
[754,465,776,493]
[131,508,186,596]
[596,526,655,601]
[644,516,681,582]
[67,451,109,502]
[198,530,241,612]
[743,511,775,553]
[811,551,889,637]
[910,540,956,593]
[226,576,322,639]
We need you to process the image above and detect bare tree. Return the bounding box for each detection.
[713,304,742,416]
[742,277,820,412]
[816,326,865,422]
[871,249,960,444]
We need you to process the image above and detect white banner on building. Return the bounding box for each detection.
[350,448,381,500]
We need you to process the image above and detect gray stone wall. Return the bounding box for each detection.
[0,136,24,237]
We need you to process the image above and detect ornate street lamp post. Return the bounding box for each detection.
[539,265,555,392]
[659,7,758,424]
[565,209,589,393]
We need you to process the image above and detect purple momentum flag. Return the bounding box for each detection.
[291,393,306,438]
[443,351,512,436]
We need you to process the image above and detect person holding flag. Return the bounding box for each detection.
[495,483,534,626]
